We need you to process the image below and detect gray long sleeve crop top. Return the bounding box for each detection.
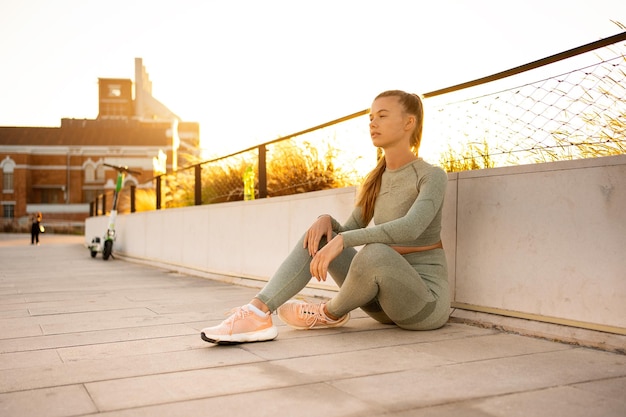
[330,158,447,249]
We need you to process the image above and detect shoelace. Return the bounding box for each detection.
[224,306,250,333]
[297,303,328,328]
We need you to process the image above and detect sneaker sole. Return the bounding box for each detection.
[200,327,278,345]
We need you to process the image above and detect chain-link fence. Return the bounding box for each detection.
[424,41,626,170]
[106,32,625,213]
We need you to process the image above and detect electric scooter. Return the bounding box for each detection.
[89,164,140,260]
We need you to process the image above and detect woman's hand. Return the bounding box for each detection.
[303,215,334,257]
[310,234,344,281]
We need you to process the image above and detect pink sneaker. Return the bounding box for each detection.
[201,305,278,344]
[277,300,349,330]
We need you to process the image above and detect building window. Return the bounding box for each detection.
[85,164,95,182]
[41,189,62,204]
[102,102,127,116]
[2,204,14,219]
[108,84,122,97]
[83,160,105,183]
[2,172,12,192]
[1,156,15,192]
[96,164,105,181]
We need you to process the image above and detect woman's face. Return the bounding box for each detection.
[369,96,413,149]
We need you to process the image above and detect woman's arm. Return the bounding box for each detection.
[304,206,366,257]
[340,167,447,248]
[329,206,366,233]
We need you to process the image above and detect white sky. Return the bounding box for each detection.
[1,0,624,157]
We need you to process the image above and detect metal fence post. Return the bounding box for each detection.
[156,176,162,210]
[194,164,202,205]
[258,144,267,198]
[130,185,136,213]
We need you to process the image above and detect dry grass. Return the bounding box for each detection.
[266,140,351,197]
[440,139,495,172]
[148,139,357,207]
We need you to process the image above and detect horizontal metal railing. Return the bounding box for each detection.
[91,31,626,215]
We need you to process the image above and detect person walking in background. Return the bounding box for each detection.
[201,90,450,344]
[30,212,42,245]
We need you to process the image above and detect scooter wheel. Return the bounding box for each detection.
[90,251,97,258]
[103,240,113,260]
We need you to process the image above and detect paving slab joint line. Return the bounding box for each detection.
[80,382,101,414]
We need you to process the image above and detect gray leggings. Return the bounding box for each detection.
[256,233,450,330]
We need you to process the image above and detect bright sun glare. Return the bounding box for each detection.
[0,0,623,162]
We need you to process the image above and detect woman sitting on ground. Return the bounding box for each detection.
[201,89,450,344]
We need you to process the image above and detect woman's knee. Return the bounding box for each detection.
[351,243,395,270]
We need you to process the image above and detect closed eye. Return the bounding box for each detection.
[370,111,389,122]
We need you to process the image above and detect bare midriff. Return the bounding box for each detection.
[390,241,443,255]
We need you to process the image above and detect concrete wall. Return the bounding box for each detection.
[85,155,626,336]
[449,155,626,336]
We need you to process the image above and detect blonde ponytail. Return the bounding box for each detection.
[356,90,424,224]
[356,155,386,224]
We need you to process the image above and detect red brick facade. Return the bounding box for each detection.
[1,62,200,230]
[1,118,199,228]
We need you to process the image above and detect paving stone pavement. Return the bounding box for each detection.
[0,233,625,417]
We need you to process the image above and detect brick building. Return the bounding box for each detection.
[0,58,199,230]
